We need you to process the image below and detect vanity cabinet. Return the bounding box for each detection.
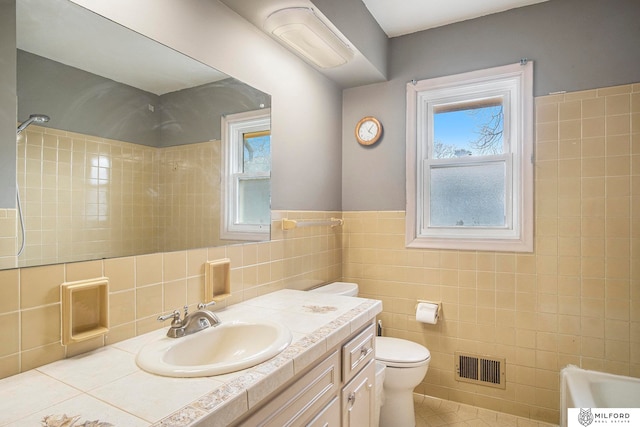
[235,321,376,427]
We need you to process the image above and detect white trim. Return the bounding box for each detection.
[406,62,533,252]
[221,109,271,241]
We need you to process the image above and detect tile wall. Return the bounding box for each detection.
[14,128,157,267]
[0,210,342,380]
[0,209,16,265]
[342,83,640,424]
[0,126,224,269]
[157,142,222,253]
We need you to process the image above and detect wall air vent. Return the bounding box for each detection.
[455,352,506,389]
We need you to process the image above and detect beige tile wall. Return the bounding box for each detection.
[0,210,342,380]
[8,127,227,268]
[0,209,17,268]
[15,127,158,266]
[342,83,640,424]
[158,142,223,252]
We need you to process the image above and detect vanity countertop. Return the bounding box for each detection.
[0,289,381,427]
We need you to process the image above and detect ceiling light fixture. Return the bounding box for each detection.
[264,7,353,69]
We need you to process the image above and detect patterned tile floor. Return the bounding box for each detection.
[413,394,559,427]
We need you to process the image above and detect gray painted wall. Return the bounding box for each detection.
[342,0,640,211]
[18,51,271,147]
[18,51,160,146]
[311,0,388,80]
[0,0,17,208]
[158,79,270,147]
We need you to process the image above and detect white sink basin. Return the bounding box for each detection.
[136,319,292,377]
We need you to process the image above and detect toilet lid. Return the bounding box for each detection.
[376,337,430,368]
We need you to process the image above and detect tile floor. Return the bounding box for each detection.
[413,394,559,427]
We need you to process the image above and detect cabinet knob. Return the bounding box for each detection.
[348,392,356,404]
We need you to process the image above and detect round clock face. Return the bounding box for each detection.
[356,116,382,145]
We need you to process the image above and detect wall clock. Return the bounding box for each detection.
[355,116,382,146]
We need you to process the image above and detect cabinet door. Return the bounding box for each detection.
[341,360,375,427]
[307,397,340,427]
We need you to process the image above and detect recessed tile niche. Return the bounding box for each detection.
[61,278,109,345]
[205,258,231,303]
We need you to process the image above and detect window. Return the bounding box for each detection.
[221,109,271,241]
[87,155,109,223]
[406,62,533,252]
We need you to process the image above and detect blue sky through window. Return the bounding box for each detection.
[433,105,503,158]
[243,134,271,173]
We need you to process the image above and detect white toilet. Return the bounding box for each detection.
[310,282,431,427]
[376,336,430,427]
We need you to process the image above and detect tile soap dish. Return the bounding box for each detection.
[205,258,231,302]
[61,277,109,345]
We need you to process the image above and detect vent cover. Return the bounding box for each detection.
[455,352,506,389]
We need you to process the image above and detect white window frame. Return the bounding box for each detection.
[221,109,271,241]
[406,62,533,252]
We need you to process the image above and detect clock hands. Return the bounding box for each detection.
[361,122,376,138]
[366,123,375,135]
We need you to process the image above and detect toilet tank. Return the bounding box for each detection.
[309,281,359,297]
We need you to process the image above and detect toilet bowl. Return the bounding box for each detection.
[374,361,386,427]
[310,282,431,427]
[376,337,430,427]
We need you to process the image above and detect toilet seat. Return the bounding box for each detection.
[376,337,430,368]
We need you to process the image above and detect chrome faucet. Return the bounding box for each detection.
[157,301,221,338]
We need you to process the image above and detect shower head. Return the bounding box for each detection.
[17,114,50,135]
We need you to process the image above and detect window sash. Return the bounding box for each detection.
[232,174,270,228]
[421,154,516,239]
[431,94,509,158]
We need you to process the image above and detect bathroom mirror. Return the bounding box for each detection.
[10,0,271,269]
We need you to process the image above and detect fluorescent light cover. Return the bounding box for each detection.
[264,7,353,68]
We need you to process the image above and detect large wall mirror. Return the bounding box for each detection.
[11,0,271,269]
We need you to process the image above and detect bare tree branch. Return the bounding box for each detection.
[469,106,503,155]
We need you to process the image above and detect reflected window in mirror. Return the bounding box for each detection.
[222,109,271,241]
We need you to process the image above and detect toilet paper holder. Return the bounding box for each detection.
[415,299,442,321]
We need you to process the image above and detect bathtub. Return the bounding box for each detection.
[560,365,640,426]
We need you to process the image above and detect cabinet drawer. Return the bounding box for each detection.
[342,322,375,383]
[242,351,340,427]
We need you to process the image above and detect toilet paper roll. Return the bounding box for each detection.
[416,302,439,324]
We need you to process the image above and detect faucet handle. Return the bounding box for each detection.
[157,310,181,326]
[197,301,216,310]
